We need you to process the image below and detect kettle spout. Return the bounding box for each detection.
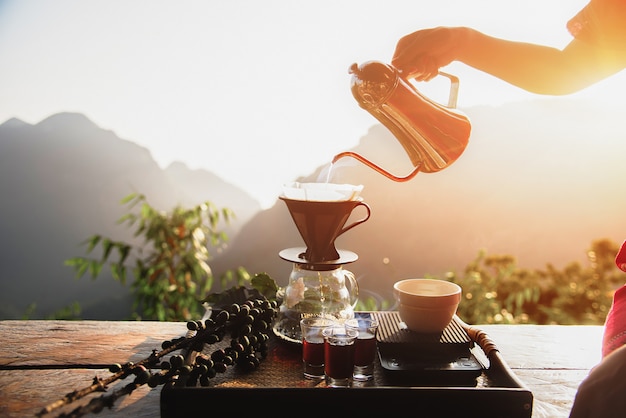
[332,151,421,182]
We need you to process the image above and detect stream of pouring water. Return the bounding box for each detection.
[323,162,334,184]
[318,156,356,184]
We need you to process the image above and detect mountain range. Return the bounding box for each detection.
[1,99,625,319]
[0,113,260,319]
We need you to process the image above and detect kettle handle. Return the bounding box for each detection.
[402,70,460,109]
[438,71,460,108]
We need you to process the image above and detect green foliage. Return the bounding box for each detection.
[21,303,37,320]
[434,238,624,325]
[356,297,392,312]
[64,190,622,326]
[65,193,236,321]
[21,302,82,320]
[202,273,279,308]
[46,302,82,320]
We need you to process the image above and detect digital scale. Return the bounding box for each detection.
[366,312,485,385]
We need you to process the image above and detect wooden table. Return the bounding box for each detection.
[0,320,603,418]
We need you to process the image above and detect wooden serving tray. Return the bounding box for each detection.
[160,313,533,417]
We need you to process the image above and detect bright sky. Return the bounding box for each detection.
[2,0,623,208]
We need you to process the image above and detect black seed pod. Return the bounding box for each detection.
[170,355,184,369]
[133,370,151,385]
[211,349,226,362]
[108,363,122,373]
[214,362,227,373]
[148,374,161,388]
[214,310,230,326]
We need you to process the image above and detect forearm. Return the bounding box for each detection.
[457,28,621,95]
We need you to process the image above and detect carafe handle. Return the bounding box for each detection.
[343,269,360,309]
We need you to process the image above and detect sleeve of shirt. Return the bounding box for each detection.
[567,0,626,53]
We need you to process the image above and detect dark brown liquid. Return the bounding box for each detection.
[324,341,355,378]
[354,335,376,366]
[303,340,324,366]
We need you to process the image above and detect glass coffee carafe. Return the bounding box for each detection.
[276,263,359,342]
[273,183,370,343]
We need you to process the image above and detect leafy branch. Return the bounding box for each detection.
[444,238,624,325]
[65,193,236,321]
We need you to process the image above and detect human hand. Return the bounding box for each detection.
[391,27,464,81]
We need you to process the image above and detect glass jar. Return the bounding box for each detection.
[274,264,359,342]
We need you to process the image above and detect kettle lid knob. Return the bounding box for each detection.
[349,61,398,107]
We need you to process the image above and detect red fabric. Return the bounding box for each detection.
[601,241,626,358]
[616,240,626,272]
[603,285,626,358]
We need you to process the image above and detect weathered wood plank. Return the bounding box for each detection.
[479,324,603,370]
[0,321,186,367]
[515,369,591,418]
[0,321,604,418]
[0,369,162,417]
[0,321,186,417]
[0,321,603,370]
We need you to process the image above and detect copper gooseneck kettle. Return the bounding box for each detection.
[336,61,471,181]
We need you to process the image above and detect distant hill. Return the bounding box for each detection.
[1,97,625,319]
[210,97,626,304]
[0,113,260,319]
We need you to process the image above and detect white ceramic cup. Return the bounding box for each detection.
[393,278,461,333]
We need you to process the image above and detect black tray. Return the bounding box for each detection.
[161,313,533,418]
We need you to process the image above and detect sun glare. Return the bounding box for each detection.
[0,0,616,208]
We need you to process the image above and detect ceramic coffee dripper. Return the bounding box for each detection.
[279,196,370,263]
[274,182,369,342]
